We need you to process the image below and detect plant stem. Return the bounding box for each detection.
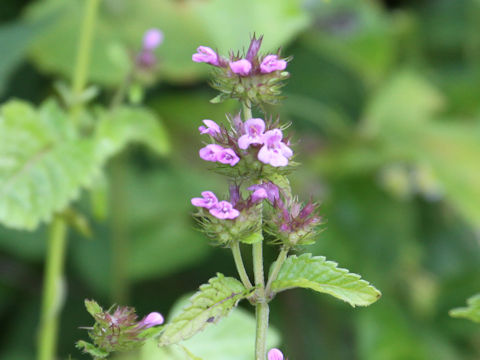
[37,216,68,360]
[231,241,253,289]
[71,0,100,120]
[255,301,270,360]
[265,247,289,297]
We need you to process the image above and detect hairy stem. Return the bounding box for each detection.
[37,216,68,360]
[265,247,289,297]
[231,241,253,289]
[255,301,270,360]
[70,0,100,120]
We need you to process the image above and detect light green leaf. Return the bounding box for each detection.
[84,299,103,318]
[95,106,170,160]
[158,274,249,346]
[449,293,480,323]
[271,253,381,307]
[76,340,109,358]
[0,100,98,230]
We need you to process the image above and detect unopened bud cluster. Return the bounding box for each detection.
[76,300,163,358]
[193,35,290,105]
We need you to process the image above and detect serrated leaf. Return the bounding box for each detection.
[95,106,170,159]
[449,293,480,323]
[271,253,381,307]
[158,273,248,346]
[75,340,109,358]
[0,100,99,230]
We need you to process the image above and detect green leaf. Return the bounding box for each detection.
[95,106,170,160]
[84,299,103,318]
[0,100,98,230]
[75,340,109,358]
[449,293,480,323]
[270,253,381,307]
[141,298,280,360]
[158,274,249,346]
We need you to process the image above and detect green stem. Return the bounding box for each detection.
[37,216,68,360]
[231,241,253,289]
[70,0,100,119]
[265,247,289,297]
[255,301,270,360]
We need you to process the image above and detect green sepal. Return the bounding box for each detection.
[75,340,109,358]
[158,273,249,346]
[84,299,103,318]
[240,231,263,244]
[449,293,480,323]
[270,253,381,307]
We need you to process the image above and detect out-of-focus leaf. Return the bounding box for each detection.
[95,106,170,158]
[158,274,249,346]
[450,293,480,323]
[271,253,381,307]
[0,100,98,230]
[26,0,310,86]
[141,301,280,360]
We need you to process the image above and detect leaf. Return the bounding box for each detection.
[158,274,249,346]
[270,253,381,307]
[75,340,109,358]
[0,100,99,230]
[141,297,280,360]
[449,293,480,323]
[95,106,170,160]
[84,299,103,318]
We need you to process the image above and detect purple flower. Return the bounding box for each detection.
[191,191,218,209]
[247,182,280,204]
[230,59,252,76]
[199,144,223,162]
[199,119,221,136]
[260,55,287,73]
[192,46,220,66]
[217,148,240,166]
[258,129,293,167]
[209,201,240,219]
[238,118,266,149]
[246,34,263,61]
[138,312,164,328]
[143,29,164,50]
[268,348,284,360]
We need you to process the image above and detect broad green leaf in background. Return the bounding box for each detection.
[25,0,311,87]
[270,253,381,307]
[449,293,480,323]
[0,100,98,230]
[141,300,280,360]
[158,274,249,346]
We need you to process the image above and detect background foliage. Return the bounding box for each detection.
[0,0,479,359]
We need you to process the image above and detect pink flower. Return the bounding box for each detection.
[258,129,293,167]
[217,148,240,166]
[260,55,287,73]
[143,29,163,50]
[209,201,240,220]
[247,182,280,204]
[268,348,284,360]
[229,59,252,76]
[238,118,266,149]
[199,144,223,162]
[192,46,219,66]
[199,119,221,136]
[191,191,218,209]
[138,312,164,328]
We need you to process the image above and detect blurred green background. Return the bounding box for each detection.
[1,0,480,359]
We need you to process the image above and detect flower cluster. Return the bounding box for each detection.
[198,116,294,172]
[136,28,164,69]
[76,300,163,358]
[192,35,290,105]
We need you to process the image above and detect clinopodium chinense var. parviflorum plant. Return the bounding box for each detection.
[77,35,382,360]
